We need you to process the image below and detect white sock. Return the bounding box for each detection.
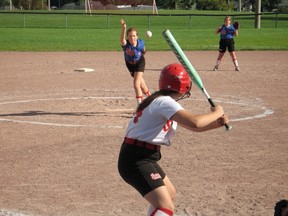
[216,59,221,66]
[136,96,142,106]
[233,59,239,67]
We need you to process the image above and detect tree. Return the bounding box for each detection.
[110,0,153,6]
[195,0,231,10]
[262,0,281,11]
[156,0,178,9]
[0,0,9,6]
[178,0,195,9]
[50,0,80,8]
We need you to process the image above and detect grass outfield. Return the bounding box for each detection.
[0,10,287,51]
[0,28,287,51]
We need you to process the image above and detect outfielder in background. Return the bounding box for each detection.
[213,16,240,71]
[118,63,229,216]
[120,19,151,107]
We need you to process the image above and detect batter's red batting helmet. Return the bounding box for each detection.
[159,63,192,95]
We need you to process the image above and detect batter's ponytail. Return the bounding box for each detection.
[136,90,177,112]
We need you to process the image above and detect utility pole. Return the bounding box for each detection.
[255,0,261,28]
[239,0,242,11]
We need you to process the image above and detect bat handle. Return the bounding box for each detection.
[208,99,232,131]
[224,123,233,131]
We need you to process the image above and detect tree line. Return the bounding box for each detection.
[0,0,283,12]
[157,0,282,11]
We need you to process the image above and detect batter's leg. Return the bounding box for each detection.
[145,176,175,215]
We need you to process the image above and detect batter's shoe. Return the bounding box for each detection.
[213,66,218,71]
[235,66,240,71]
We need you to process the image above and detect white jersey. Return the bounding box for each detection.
[125,96,184,146]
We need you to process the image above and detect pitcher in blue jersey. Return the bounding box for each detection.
[213,16,240,71]
[120,19,151,107]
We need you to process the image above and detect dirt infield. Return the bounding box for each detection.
[0,51,287,216]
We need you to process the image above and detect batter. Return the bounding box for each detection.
[118,63,229,216]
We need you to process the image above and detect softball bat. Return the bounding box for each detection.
[162,29,232,131]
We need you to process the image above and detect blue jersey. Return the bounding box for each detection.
[220,24,236,40]
[122,39,145,64]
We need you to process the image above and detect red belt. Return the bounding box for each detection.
[124,137,160,151]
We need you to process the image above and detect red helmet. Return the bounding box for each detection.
[159,63,191,94]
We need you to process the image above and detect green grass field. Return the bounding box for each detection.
[0,10,287,51]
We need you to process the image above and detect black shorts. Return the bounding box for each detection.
[219,38,235,53]
[125,55,145,77]
[118,142,166,197]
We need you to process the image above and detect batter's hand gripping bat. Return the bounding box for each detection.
[162,29,232,131]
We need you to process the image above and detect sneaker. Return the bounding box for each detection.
[213,66,218,71]
[235,66,240,71]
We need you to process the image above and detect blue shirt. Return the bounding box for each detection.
[122,39,145,63]
[220,24,236,40]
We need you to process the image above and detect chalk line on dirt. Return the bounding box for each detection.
[0,96,273,128]
[0,209,31,216]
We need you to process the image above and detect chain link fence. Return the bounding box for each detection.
[0,11,287,29]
